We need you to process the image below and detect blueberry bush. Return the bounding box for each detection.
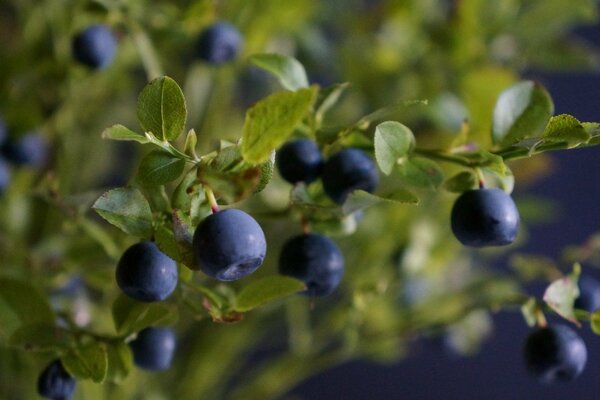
[3,0,600,398]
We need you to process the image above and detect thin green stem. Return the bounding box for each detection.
[414,148,474,167]
[205,187,219,213]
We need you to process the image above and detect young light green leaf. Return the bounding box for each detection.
[234,276,306,312]
[492,81,554,146]
[397,157,444,190]
[543,275,580,326]
[62,342,109,383]
[250,53,309,91]
[92,188,154,238]
[542,114,590,146]
[444,171,477,193]
[0,278,54,330]
[9,323,72,351]
[374,121,415,175]
[105,341,133,383]
[520,297,538,327]
[112,294,177,336]
[137,150,186,186]
[137,76,187,141]
[241,87,318,164]
[102,124,150,144]
[184,129,199,159]
[342,189,419,214]
[315,82,350,125]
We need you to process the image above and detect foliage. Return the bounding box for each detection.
[1,0,600,399]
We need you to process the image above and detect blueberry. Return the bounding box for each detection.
[575,275,600,313]
[278,233,344,297]
[196,22,243,65]
[193,209,266,281]
[276,139,323,184]
[37,359,76,400]
[130,327,176,371]
[2,132,48,168]
[450,188,519,247]
[321,148,379,204]
[0,157,10,194]
[116,241,178,302]
[523,325,587,383]
[72,24,117,69]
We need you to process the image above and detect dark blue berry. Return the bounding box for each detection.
[116,241,178,302]
[450,188,519,247]
[575,275,600,313]
[130,327,176,371]
[37,359,76,400]
[72,24,117,69]
[523,325,587,383]
[321,148,379,204]
[2,132,48,168]
[279,233,344,297]
[276,139,323,184]
[197,22,243,65]
[193,209,266,281]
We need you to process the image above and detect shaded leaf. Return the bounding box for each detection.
[397,157,444,190]
[92,188,154,238]
[112,294,177,336]
[137,150,186,186]
[10,323,72,351]
[62,341,108,383]
[520,297,538,327]
[0,278,54,335]
[105,341,133,383]
[235,276,306,312]
[137,76,187,141]
[343,189,418,214]
[374,121,415,175]
[444,171,477,193]
[241,87,318,164]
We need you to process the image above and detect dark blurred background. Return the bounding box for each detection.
[293,26,600,400]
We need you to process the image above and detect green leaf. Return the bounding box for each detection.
[444,171,477,193]
[105,341,133,383]
[137,76,187,141]
[520,297,538,327]
[542,114,590,146]
[137,150,186,186]
[234,276,306,312]
[315,82,349,125]
[374,121,415,175]
[241,87,318,164]
[397,157,444,190]
[492,81,554,146]
[102,124,149,144]
[62,341,109,383]
[250,53,309,91]
[591,310,600,335]
[0,278,54,334]
[543,275,580,326]
[112,294,177,336]
[92,188,154,238]
[183,129,199,159]
[9,322,72,351]
[342,189,418,214]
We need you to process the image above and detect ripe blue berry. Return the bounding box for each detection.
[279,233,344,297]
[116,241,178,302]
[450,188,519,247]
[2,132,48,168]
[575,276,600,313]
[276,139,323,185]
[72,24,117,69]
[196,22,243,65]
[0,157,10,194]
[130,327,176,371]
[321,148,379,204]
[523,325,587,383]
[193,209,266,281]
[37,359,76,400]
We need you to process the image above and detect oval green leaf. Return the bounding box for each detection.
[492,81,554,146]
[250,53,309,91]
[374,121,415,175]
[137,76,187,141]
[234,276,306,313]
[92,187,154,238]
[137,150,186,186]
